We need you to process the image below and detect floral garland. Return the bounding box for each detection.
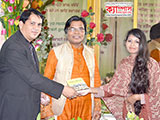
[81,7,113,46]
[0,0,63,39]
[100,23,113,45]
[33,18,53,74]
[0,0,63,74]
[126,111,144,120]
[0,0,24,39]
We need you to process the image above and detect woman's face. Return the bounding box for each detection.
[125,34,140,56]
[67,21,85,48]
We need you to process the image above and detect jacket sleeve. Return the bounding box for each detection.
[5,43,64,99]
[147,58,160,119]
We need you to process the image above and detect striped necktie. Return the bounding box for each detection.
[29,44,38,71]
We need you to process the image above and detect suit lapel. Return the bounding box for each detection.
[32,47,39,72]
[15,30,39,72]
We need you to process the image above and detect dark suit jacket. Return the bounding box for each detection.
[0,30,64,120]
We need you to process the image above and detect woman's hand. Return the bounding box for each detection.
[90,87,104,98]
[127,94,141,105]
[77,88,91,96]
[90,87,99,94]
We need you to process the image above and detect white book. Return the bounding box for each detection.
[67,78,89,91]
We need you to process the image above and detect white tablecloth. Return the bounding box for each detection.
[100,114,116,120]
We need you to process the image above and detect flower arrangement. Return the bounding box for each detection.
[81,7,96,46]
[0,0,63,39]
[29,0,63,11]
[126,111,144,120]
[33,18,53,74]
[30,0,63,74]
[101,99,110,115]
[0,0,63,73]
[0,0,25,39]
[36,112,54,120]
[81,7,113,46]
[100,23,113,45]
[104,71,114,84]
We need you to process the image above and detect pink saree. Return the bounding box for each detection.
[102,56,160,120]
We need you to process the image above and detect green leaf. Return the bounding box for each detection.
[89,29,93,33]
[140,118,144,120]
[135,116,140,120]
[0,18,5,28]
[96,42,101,46]
[77,117,82,120]
[90,12,95,16]
[85,17,91,23]
[89,9,92,13]
[91,37,95,42]
[103,9,107,13]
[48,117,54,120]
[36,112,41,120]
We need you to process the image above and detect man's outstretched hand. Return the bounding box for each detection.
[62,86,78,99]
[41,92,50,106]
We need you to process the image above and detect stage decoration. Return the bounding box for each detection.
[30,0,63,11]
[100,23,113,45]
[36,112,41,120]
[81,7,112,46]
[33,18,53,74]
[0,0,63,39]
[0,0,63,74]
[81,7,98,46]
[31,0,63,74]
[28,0,63,74]
[126,111,144,120]
[0,0,25,39]
[103,71,114,84]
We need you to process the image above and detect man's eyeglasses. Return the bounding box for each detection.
[68,27,85,33]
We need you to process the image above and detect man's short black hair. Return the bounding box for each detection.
[150,23,160,40]
[19,8,44,24]
[64,15,87,34]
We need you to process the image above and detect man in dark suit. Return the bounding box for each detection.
[0,8,77,120]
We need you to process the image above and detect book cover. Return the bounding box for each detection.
[67,78,89,91]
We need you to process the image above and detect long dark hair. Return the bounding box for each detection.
[125,29,150,116]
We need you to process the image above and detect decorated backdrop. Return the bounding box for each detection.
[0,0,5,49]
[44,0,87,46]
[99,0,132,79]
[137,0,160,40]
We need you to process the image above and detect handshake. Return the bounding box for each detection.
[41,86,104,106]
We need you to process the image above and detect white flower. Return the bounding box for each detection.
[48,34,53,38]
[36,39,43,44]
[35,44,40,51]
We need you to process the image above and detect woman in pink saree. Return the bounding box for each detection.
[90,29,160,120]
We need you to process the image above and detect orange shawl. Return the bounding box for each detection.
[41,46,101,120]
[150,49,160,64]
